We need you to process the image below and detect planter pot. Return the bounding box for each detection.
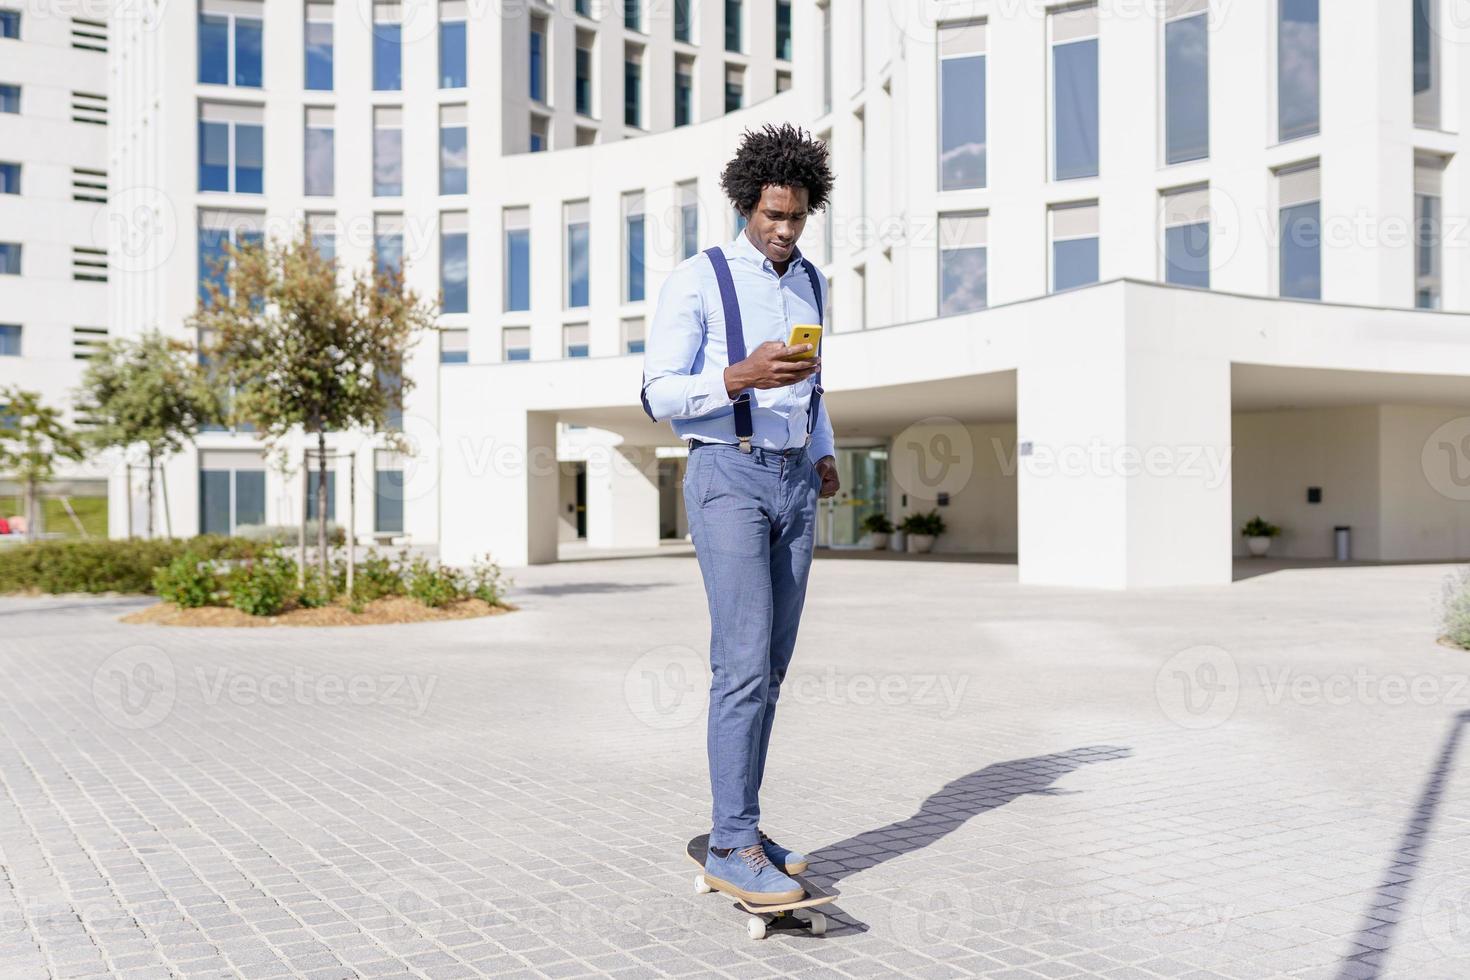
[869,532,890,550]
[889,531,906,552]
[907,533,936,554]
[1246,535,1272,557]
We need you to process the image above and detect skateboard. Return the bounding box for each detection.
[685,834,837,940]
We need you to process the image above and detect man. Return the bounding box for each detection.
[641,124,838,904]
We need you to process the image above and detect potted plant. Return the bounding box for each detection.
[899,510,947,554]
[1241,516,1281,557]
[860,513,893,550]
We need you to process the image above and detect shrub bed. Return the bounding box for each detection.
[0,535,263,595]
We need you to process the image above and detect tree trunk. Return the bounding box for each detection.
[25,477,35,543]
[146,451,157,539]
[316,431,329,591]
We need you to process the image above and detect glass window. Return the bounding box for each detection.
[0,85,17,113]
[776,70,791,93]
[675,0,692,42]
[306,470,337,521]
[725,65,743,112]
[575,0,590,16]
[1414,0,1439,128]
[505,208,531,312]
[822,3,832,114]
[199,14,229,84]
[776,0,792,59]
[675,60,693,126]
[1052,6,1098,181]
[373,3,402,91]
[0,9,18,38]
[0,244,18,275]
[1415,156,1444,309]
[197,9,261,87]
[938,212,987,315]
[440,105,467,194]
[530,17,545,100]
[440,214,468,314]
[1277,163,1320,299]
[625,0,639,31]
[197,215,265,306]
[307,213,336,261]
[530,115,547,152]
[566,203,590,308]
[503,326,531,361]
[1165,6,1208,164]
[373,107,403,196]
[679,182,699,260]
[625,193,645,303]
[623,317,645,354]
[1050,202,1099,293]
[304,108,334,197]
[625,50,642,127]
[1278,0,1319,141]
[441,17,466,88]
[1162,185,1210,288]
[725,0,741,52]
[305,6,333,90]
[0,162,18,195]
[0,325,19,356]
[198,104,264,194]
[199,463,266,535]
[576,41,593,115]
[374,451,405,533]
[374,215,404,277]
[564,323,589,358]
[939,22,986,191]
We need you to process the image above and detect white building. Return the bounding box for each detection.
[0,2,112,529]
[88,0,1470,587]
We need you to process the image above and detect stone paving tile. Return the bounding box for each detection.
[2,558,1470,978]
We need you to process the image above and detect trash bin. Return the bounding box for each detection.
[1334,526,1351,562]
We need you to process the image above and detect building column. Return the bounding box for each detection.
[1017,292,1233,588]
[585,444,661,549]
[439,408,559,566]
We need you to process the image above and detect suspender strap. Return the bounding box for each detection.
[801,258,825,440]
[704,247,754,452]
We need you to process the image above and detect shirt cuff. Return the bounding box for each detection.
[696,370,736,416]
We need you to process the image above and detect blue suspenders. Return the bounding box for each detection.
[702,246,824,453]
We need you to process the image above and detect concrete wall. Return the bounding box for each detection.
[885,422,1018,555]
[1232,407,1382,559]
[1379,404,1470,561]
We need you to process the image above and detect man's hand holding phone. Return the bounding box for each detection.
[723,341,820,398]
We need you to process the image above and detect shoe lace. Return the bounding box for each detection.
[736,844,771,872]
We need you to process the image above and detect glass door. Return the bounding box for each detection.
[818,446,888,547]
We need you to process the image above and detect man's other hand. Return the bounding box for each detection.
[815,456,839,499]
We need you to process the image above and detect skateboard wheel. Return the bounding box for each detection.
[807,911,827,936]
[746,916,766,940]
[694,874,712,895]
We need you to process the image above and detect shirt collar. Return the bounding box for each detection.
[729,228,806,278]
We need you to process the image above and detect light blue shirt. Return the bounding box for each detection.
[641,232,835,463]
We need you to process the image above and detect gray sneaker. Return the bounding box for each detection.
[703,843,804,904]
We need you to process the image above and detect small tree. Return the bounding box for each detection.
[76,331,219,538]
[0,388,86,541]
[190,227,435,587]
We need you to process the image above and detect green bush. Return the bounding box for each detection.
[898,509,946,537]
[227,556,297,616]
[297,570,335,609]
[1241,516,1282,538]
[0,535,262,595]
[153,553,221,608]
[352,548,406,603]
[1442,568,1470,649]
[406,556,464,608]
[861,513,894,535]
[468,554,510,606]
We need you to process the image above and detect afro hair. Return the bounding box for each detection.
[719,123,834,217]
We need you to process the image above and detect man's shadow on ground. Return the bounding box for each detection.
[795,745,1133,937]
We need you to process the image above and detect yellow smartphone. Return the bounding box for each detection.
[784,324,822,360]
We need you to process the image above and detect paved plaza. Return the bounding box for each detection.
[1,553,1469,978]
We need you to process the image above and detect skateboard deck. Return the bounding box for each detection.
[685,834,836,939]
